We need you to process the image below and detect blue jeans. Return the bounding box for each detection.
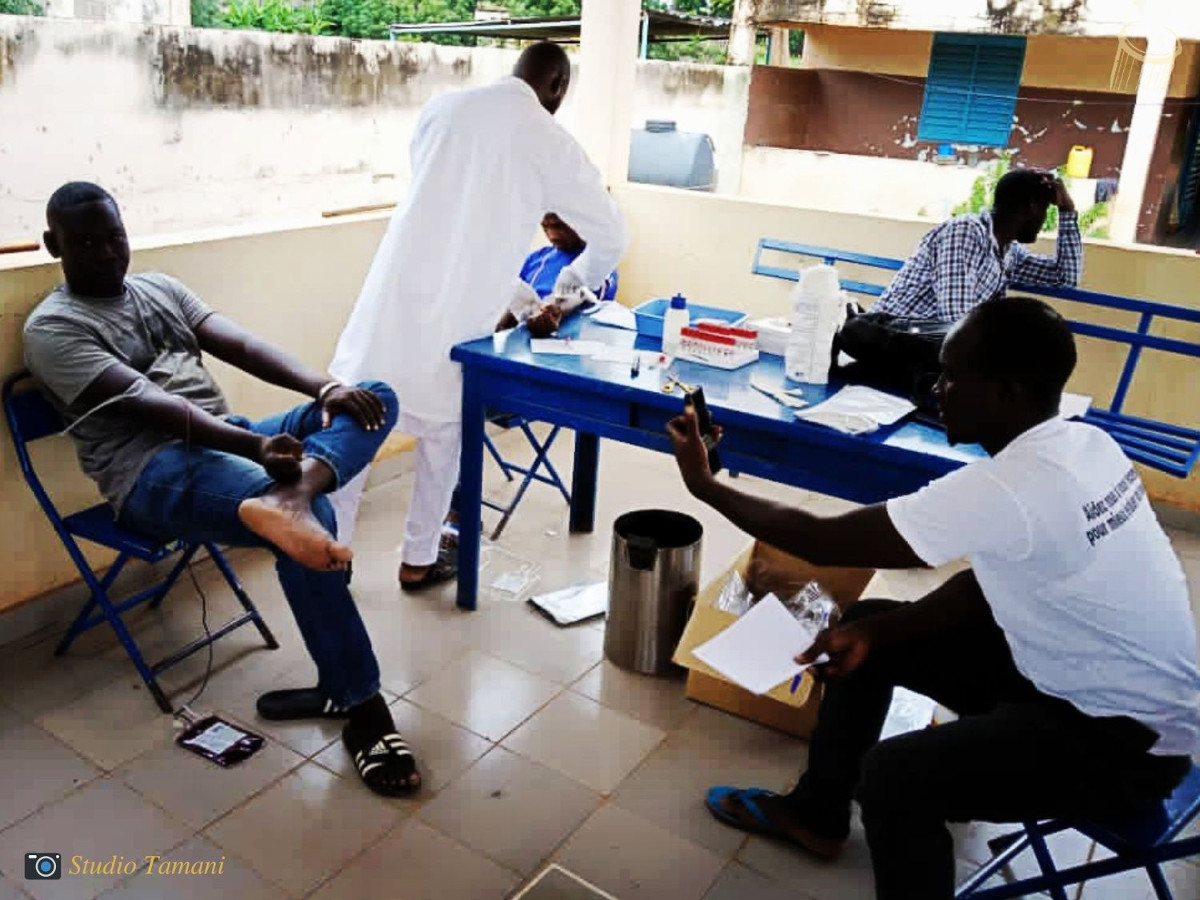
[120,381,399,708]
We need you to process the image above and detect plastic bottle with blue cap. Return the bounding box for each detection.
[662,293,690,356]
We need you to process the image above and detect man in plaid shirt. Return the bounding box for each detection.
[873,169,1083,322]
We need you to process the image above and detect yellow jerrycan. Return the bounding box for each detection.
[1066,145,1094,179]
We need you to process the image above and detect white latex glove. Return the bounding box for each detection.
[551,265,586,297]
[508,280,542,323]
[549,283,598,316]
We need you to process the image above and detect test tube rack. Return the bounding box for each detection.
[676,323,760,370]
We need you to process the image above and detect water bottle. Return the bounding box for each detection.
[662,294,689,355]
[785,264,844,385]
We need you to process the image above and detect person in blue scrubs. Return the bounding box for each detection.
[498,212,620,337]
[521,212,619,301]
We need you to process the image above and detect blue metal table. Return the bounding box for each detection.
[449,317,984,611]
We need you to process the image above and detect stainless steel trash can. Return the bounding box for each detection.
[605,509,703,675]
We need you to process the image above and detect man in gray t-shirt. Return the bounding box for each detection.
[25,272,229,512]
[21,181,420,798]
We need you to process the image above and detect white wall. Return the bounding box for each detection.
[41,0,189,26]
[0,18,750,247]
[739,147,1099,225]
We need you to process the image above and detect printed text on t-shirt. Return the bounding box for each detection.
[1083,468,1145,547]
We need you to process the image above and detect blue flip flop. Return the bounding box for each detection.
[705,786,790,840]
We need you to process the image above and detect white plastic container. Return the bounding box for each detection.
[661,293,690,355]
[785,264,845,385]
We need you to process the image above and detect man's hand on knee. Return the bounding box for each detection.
[320,385,388,431]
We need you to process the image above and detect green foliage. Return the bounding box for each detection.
[224,0,334,34]
[788,29,803,57]
[648,34,727,64]
[952,152,1012,217]
[1080,201,1110,239]
[644,0,733,63]
[334,0,476,42]
[506,0,580,14]
[669,0,733,15]
[216,0,475,41]
[208,0,737,58]
[191,0,222,27]
[0,0,44,14]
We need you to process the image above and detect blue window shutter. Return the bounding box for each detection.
[918,33,1027,147]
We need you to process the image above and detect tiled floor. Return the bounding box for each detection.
[0,428,1197,900]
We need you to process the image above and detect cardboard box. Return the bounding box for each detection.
[673,541,874,739]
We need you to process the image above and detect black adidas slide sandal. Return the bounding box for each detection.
[343,724,421,797]
[256,688,351,721]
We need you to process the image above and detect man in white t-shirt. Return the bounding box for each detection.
[667,296,1200,900]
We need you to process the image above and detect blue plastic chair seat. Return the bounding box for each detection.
[63,504,174,564]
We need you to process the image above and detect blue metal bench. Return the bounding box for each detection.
[752,239,1200,478]
[3,371,279,713]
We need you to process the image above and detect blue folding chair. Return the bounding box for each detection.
[3,371,278,713]
[481,412,570,541]
[957,762,1200,899]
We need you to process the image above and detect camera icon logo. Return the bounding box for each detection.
[25,853,61,880]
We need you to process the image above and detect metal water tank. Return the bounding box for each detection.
[628,120,717,191]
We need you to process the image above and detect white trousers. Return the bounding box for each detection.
[328,412,462,567]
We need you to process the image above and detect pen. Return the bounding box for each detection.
[790,672,802,694]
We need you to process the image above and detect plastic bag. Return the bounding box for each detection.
[780,580,841,632]
[715,569,754,616]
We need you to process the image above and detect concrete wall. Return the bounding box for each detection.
[0,18,749,246]
[4,185,1200,612]
[739,147,993,223]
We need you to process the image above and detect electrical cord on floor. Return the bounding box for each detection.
[169,396,330,725]
[173,400,215,726]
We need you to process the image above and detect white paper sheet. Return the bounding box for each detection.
[691,595,819,696]
[530,339,605,356]
[794,386,917,435]
[586,302,638,331]
[528,582,608,626]
[1060,392,1092,420]
[879,687,937,741]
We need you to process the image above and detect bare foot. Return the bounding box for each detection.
[239,488,353,572]
[716,792,847,860]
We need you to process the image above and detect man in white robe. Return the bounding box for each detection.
[328,41,628,590]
